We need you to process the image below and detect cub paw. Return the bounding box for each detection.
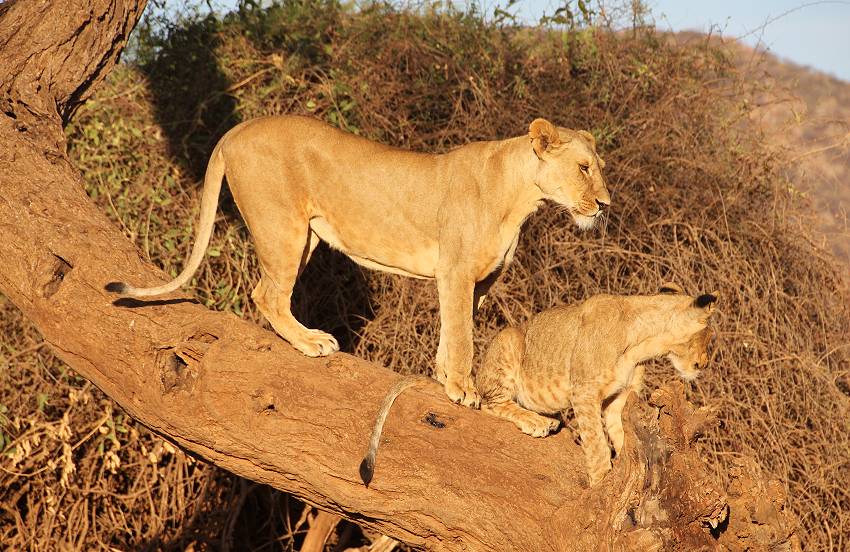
[587,462,612,486]
[517,415,560,438]
[444,377,481,408]
[289,329,339,357]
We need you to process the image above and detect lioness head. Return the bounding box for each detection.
[661,285,719,381]
[528,118,611,230]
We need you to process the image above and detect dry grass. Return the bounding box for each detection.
[1,1,848,550]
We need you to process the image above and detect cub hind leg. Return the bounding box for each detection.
[477,327,560,437]
[250,219,338,357]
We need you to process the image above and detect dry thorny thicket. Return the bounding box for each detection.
[1,2,848,550]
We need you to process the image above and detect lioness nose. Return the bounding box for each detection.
[596,199,608,211]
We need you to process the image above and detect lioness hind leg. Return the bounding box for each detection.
[250,222,338,357]
[297,229,321,278]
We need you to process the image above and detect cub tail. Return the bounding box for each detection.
[105,142,226,298]
[359,375,426,487]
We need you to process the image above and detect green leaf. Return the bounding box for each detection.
[37,393,49,412]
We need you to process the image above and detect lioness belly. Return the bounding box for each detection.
[309,216,437,279]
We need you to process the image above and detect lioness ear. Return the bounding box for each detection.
[659,282,683,295]
[693,293,718,312]
[529,118,560,158]
[577,129,597,151]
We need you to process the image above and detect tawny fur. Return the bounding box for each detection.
[476,287,718,485]
[106,115,610,407]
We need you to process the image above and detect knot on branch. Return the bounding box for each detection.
[156,331,218,395]
[42,253,73,298]
[648,383,719,447]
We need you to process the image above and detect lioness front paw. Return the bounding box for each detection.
[434,365,448,385]
[444,376,480,408]
[517,415,560,438]
[289,328,339,357]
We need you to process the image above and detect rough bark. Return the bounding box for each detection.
[0,1,801,550]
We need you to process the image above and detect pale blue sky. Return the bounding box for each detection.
[510,0,850,81]
[206,0,850,81]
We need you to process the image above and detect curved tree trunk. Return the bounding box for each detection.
[0,1,801,550]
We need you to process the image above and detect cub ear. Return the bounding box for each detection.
[659,282,683,295]
[577,129,597,151]
[693,292,718,312]
[529,118,561,158]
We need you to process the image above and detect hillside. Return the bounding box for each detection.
[747,51,850,268]
[677,31,850,270]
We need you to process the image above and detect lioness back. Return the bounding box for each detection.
[223,115,445,230]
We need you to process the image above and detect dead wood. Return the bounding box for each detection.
[0,1,801,550]
[303,510,342,552]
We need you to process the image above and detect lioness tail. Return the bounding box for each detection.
[105,143,226,297]
[359,375,426,487]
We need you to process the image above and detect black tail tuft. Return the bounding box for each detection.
[105,282,128,294]
[359,455,374,487]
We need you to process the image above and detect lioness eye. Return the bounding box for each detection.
[579,164,590,173]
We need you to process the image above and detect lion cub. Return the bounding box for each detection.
[476,284,717,485]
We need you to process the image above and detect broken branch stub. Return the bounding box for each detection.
[555,382,801,551]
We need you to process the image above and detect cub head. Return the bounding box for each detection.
[659,285,719,381]
[528,118,611,230]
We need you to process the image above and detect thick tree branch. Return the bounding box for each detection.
[0,0,142,126]
[0,1,801,550]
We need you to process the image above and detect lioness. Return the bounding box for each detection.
[106,115,610,407]
[359,285,717,486]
